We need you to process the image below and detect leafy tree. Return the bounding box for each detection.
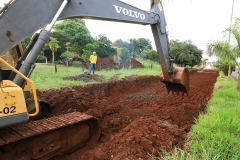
[141,49,159,62]
[201,57,208,67]
[60,51,74,60]
[113,38,135,51]
[170,39,202,67]
[224,17,240,89]
[50,30,70,58]
[54,19,93,54]
[48,37,60,65]
[22,36,31,50]
[128,38,137,53]
[134,38,152,54]
[119,47,131,63]
[94,34,116,57]
[207,41,236,78]
[36,55,46,63]
[214,60,236,76]
[113,39,124,48]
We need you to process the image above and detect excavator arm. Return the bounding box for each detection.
[0,0,189,94]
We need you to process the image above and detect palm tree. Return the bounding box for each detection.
[206,41,236,79]
[48,37,60,65]
[225,17,240,89]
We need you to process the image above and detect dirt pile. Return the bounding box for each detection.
[97,57,118,70]
[34,71,219,160]
[63,74,106,83]
[119,58,144,69]
[95,57,144,71]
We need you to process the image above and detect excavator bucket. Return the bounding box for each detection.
[160,67,189,95]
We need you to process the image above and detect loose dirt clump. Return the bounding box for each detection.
[34,71,219,160]
[63,74,106,83]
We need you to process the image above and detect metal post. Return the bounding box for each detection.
[45,0,69,31]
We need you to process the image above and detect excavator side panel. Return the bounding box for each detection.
[0,80,28,128]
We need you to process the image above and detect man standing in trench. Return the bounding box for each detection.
[89,51,97,74]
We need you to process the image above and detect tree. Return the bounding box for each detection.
[22,36,31,50]
[224,17,240,88]
[113,39,124,48]
[119,47,131,63]
[201,57,208,67]
[94,34,116,57]
[141,49,159,62]
[207,41,236,79]
[48,37,60,65]
[54,19,93,54]
[50,30,70,59]
[134,38,152,54]
[170,39,202,67]
[214,59,236,76]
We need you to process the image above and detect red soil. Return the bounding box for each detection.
[35,70,219,159]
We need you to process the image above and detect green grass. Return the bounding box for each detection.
[156,74,240,160]
[31,64,88,90]
[31,63,161,90]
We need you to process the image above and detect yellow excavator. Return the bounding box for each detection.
[0,0,189,159]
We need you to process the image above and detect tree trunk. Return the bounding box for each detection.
[52,50,55,65]
[227,62,231,80]
[237,74,240,90]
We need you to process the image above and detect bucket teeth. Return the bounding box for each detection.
[160,67,189,95]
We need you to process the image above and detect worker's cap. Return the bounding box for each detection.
[93,51,96,54]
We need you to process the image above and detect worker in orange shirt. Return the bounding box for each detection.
[89,51,97,74]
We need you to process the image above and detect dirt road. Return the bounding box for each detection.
[33,70,219,160]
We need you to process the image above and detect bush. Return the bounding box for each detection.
[36,55,46,63]
[214,60,236,76]
[60,51,74,59]
[140,49,159,62]
[72,61,81,67]
[82,50,92,65]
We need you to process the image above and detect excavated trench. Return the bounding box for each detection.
[33,70,219,160]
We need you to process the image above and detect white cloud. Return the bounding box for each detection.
[0,0,9,6]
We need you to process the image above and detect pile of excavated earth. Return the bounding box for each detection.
[33,69,219,160]
[82,57,144,71]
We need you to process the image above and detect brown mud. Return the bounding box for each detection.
[33,70,219,160]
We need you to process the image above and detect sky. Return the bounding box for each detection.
[1,0,240,61]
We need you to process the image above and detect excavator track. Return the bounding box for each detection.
[0,112,101,160]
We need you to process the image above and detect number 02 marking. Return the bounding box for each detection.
[2,106,16,114]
